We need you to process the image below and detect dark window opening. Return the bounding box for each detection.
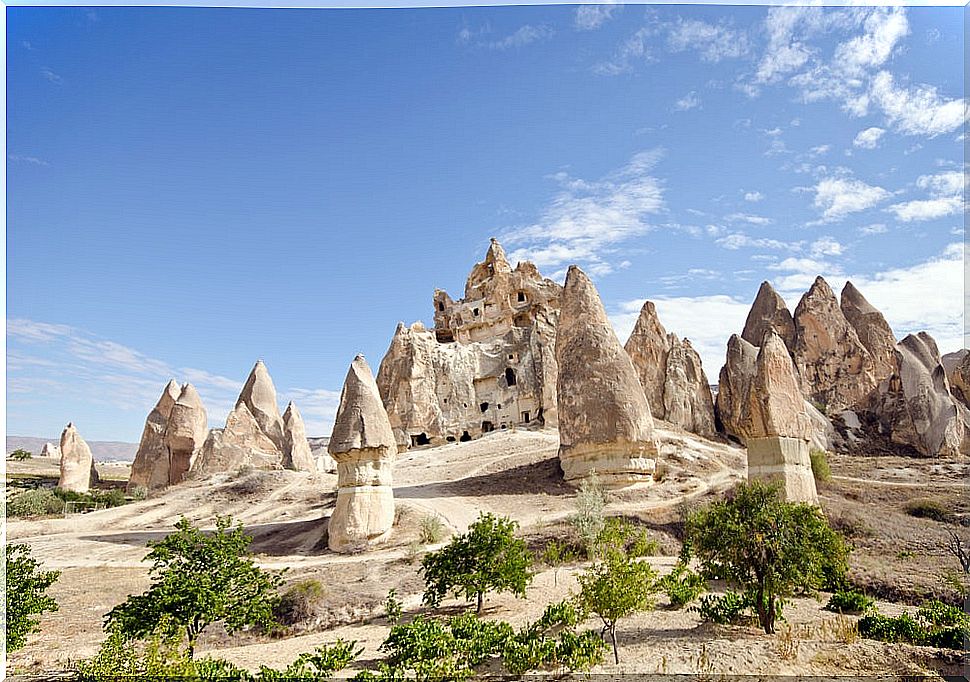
[437,302,445,311]
[508,354,514,360]
[513,313,531,327]
[517,291,526,302]
[436,329,455,343]
[497,403,501,408]
[460,431,472,442]
[505,367,517,386]
[481,421,494,433]
[473,307,480,317]
[521,411,530,423]
[446,436,456,442]
[480,402,489,413]
[410,433,431,447]
[501,423,507,429]
[443,398,448,404]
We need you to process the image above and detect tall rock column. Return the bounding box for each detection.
[58,423,98,493]
[237,360,285,450]
[556,266,658,487]
[741,281,796,350]
[745,331,818,504]
[282,402,317,473]
[327,355,397,552]
[166,383,208,485]
[840,281,896,382]
[127,380,181,492]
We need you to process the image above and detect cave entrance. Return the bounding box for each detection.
[480,402,489,413]
[521,411,530,423]
[505,368,517,386]
[459,431,472,442]
[481,421,494,433]
[410,433,431,447]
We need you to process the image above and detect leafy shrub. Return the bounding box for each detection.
[825,590,874,614]
[905,498,952,522]
[53,488,128,510]
[917,599,968,628]
[694,592,751,625]
[129,486,149,501]
[257,640,361,680]
[858,601,969,650]
[275,579,326,625]
[384,589,402,624]
[418,514,446,544]
[10,448,33,461]
[568,472,607,555]
[592,517,658,559]
[858,611,926,644]
[809,449,831,483]
[659,563,707,608]
[539,539,579,566]
[6,544,60,650]
[7,488,65,517]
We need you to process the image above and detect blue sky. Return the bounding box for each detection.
[7,4,966,441]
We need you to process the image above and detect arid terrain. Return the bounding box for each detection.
[6,425,968,676]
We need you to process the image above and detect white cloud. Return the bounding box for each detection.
[486,25,554,51]
[853,126,886,149]
[666,18,749,62]
[833,7,908,76]
[810,236,844,257]
[725,212,772,225]
[870,70,968,137]
[858,223,888,236]
[887,170,966,222]
[595,27,653,75]
[744,191,765,202]
[41,67,62,84]
[674,91,701,111]
[8,154,50,166]
[715,233,797,251]
[501,149,665,276]
[811,176,891,221]
[575,4,618,31]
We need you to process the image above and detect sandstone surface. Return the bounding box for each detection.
[127,379,181,492]
[165,383,208,485]
[58,423,97,493]
[741,281,796,350]
[840,281,897,382]
[282,402,317,473]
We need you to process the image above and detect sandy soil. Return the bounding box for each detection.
[5,426,967,676]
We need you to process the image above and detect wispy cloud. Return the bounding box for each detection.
[40,67,62,84]
[886,170,966,222]
[501,149,665,277]
[485,24,554,51]
[673,91,701,111]
[8,154,50,166]
[869,71,968,137]
[810,176,891,222]
[743,191,765,203]
[853,126,886,149]
[666,18,750,62]
[594,27,653,75]
[575,3,619,31]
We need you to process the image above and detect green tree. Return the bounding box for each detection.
[5,543,60,651]
[9,448,33,461]
[574,550,657,664]
[104,515,284,657]
[683,481,849,634]
[421,512,532,613]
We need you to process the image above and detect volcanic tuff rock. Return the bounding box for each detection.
[282,402,317,473]
[165,383,209,485]
[867,333,970,457]
[741,281,796,350]
[328,355,397,553]
[377,239,561,448]
[715,334,759,442]
[942,350,970,408]
[840,281,897,381]
[556,266,658,488]
[237,360,285,450]
[793,276,877,412]
[624,300,715,437]
[128,380,181,491]
[192,402,281,476]
[58,423,98,493]
[40,442,60,458]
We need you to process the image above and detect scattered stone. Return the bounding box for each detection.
[624,300,715,436]
[127,379,181,492]
[556,266,658,488]
[282,402,317,473]
[792,276,877,412]
[58,422,97,493]
[741,281,796,350]
[165,383,208,485]
[840,281,896,381]
[328,355,397,552]
[377,238,561,448]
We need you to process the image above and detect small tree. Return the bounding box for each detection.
[6,543,60,651]
[421,512,532,613]
[683,481,849,634]
[568,472,606,556]
[574,550,657,664]
[10,448,33,461]
[104,515,284,657]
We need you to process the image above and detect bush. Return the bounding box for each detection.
[825,590,874,614]
[6,544,60,650]
[568,472,607,555]
[539,539,580,566]
[53,487,128,510]
[7,488,65,517]
[420,512,532,613]
[905,498,952,523]
[590,517,658,560]
[275,579,326,626]
[809,449,831,483]
[10,448,33,461]
[418,514,446,544]
[693,592,752,625]
[384,589,403,624]
[660,563,707,608]
[858,601,969,650]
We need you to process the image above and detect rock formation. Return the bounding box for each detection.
[40,442,60,458]
[840,281,896,381]
[715,334,760,441]
[942,350,970,408]
[58,423,98,493]
[237,360,285,450]
[744,331,819,504]
[556,266,658,488]
[282,402,317,473]
[165,383,208,485]
[741,281,796,350]
[866,333,970,457]
[792,276,877,412]
[328,355,397,552]
[377,239,561,448]
[624,300,715,436]
[127,380,181,491]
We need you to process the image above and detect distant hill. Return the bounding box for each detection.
[6,436,138,462]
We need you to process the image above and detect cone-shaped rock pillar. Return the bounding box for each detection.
[166,383,208,485]
[282,402,317,473]
[58,422,97,493]
[128,379,181,492]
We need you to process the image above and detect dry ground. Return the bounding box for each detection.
[5,426,968,676]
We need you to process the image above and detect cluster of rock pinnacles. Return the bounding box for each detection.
[54,239,967,551]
